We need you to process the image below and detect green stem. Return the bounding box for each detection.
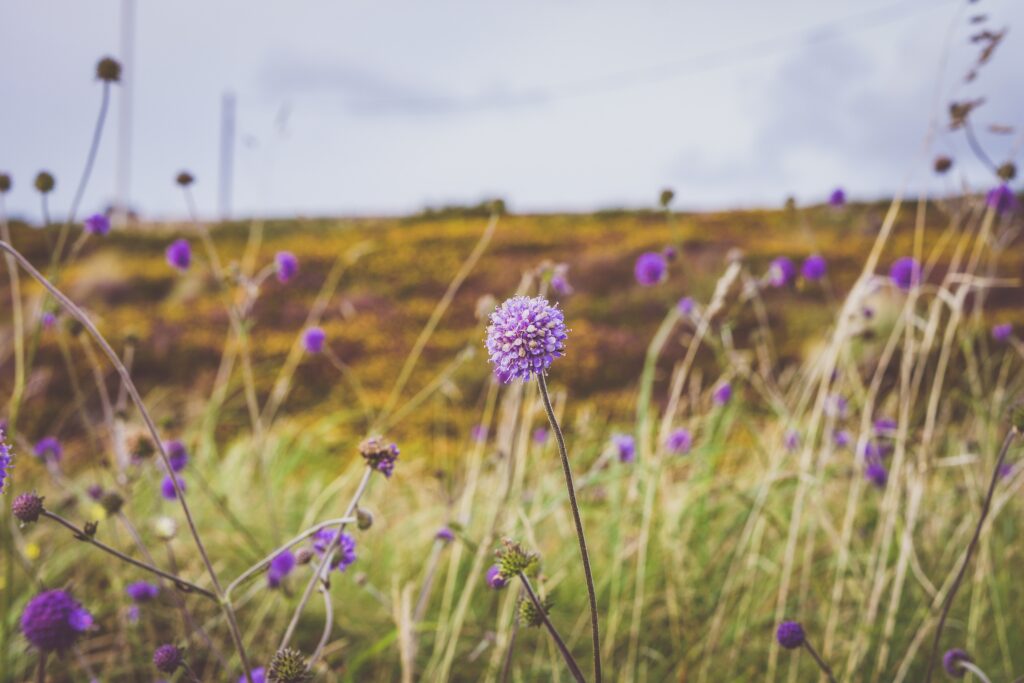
[517,573,586,683]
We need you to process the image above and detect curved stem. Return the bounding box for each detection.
[537,374,602,683]
[517,572,586,683]
[923,427,1017,683]
[959,661,993,683]
[802,639,837,683]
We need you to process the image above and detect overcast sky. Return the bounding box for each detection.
[1,0,1021,222]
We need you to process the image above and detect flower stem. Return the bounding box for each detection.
[536,373,602,683]
[517,572,586,683]
[802,639,837,683]
[924,426,1018,683]
[960,661,994,683]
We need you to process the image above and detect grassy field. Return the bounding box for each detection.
[1,193,1024,682]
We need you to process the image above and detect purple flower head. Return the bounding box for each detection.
[833,429,852,449]
[986,184,1018,214]
[359,436,400,478]
[275,251,299,284]
[470,424,488,442]
[776,620,805,649]
[713,381,732,407]
[865,462,888,488]
[634,252,668,286]
[942,648,971,678]
[801,254,827,281]
[874,418,897,436]
[485,565,507,589]
[889,257,921,292]
[0,430,12,495]
[165,239,191,271]
[550,274,574,296]
[436,527,455,542]
[485,296,568,383]
[768,257,796,288]
[20,590,93,653]
[33,437,62,462]
[153,644,183,673]
[83,213,110,236]
[125,581,160,603]
[533,427,549,444]
[829,188,846,206]
[613,434,636,463]
[241,668,267,683]
[267,550,296,588]
[784,430,800,452]
[302,326,326,354]
[992,323,1012,343]
[677,296,695,316]
[86,484,103,501]
[160,475,186,501]
[666,428,692,455]
[164,440,188,473]
[312,529,357,572]
[41,312,57,329]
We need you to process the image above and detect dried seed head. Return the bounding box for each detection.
[175,171,194,187]
[356,508,374,530]
[12,492,44,524]
[997,161,1017,181]
[268,647,313,682]
[127,431,155,460]
[95,57,122,83]
[659,187,675,208]
[496,538,538,579]
[100,491,124,515]
[933,155,953,174]
[34,171,55,194]
[358,436,399,478]
[0,173,11,193]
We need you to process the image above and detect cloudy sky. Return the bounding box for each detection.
[1,0,1021,222]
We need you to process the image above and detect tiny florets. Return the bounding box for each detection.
[312,529,357,572]
[160,475,186,500]
[268,647,313,682]
[166,239,191,271]
[268,550,296,588]
[164,440,189,472]
[33,436,62,462]
[153,644,183,673]
[865,462,888,488]
[436,527,455,542]
[485,296,568,383]
[768,256,796,288]
[828,187,846,206]
[520,594,554,628]
[713,381,733,406]
[992,323,1012,343]
[359,436,400,478]
[613,434,636,463]
[12,492,44,523]
[241,667,268,683]
[666,428,692,455]
[485,565,507,589]
[801,254,827,281]
[20,590,93,653]
[775,620,805,649]
[942,648,971,678]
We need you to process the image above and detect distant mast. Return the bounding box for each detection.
[115,0,135,226]
[218,91,236,221]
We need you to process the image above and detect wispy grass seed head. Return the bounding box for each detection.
[485,296,567,383]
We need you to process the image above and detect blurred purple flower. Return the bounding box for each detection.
[0,430,11,495]
[986,184,1018,214]
[86,484,103,501]
[267,550,296,588]
[666,428,692,455]
[470,424,488,442]
[165,239,191,271]
[485,565,507,589]
[160,475,186,501]
[825,394,848,419]
[889,257,921,291]
[614,434,636,463]
[829,188,846,206]
[942,648,971,678]
[312,529,357,572]
[776,620,805,649]
[784,430,800,452]
[436,527,455,542]
[801,255,827,281]
[992,323,1012,343]
[768,257,796,288]
[240,668,267,683]
[713,382,732,407]
[677,297,695,317]
[303,327,326,354]
[41,312,56,329]
[125,582,160,603]
[550,274,574,296]
[33,437,62,462]
[865,462,887,488]
[998,462,1015,479]
[83,214,110,236]
[533,427,549,444]
[873,418,897,436]
[164,440,188,473]
[275,251,299,283]
[485,296,568,383]
[833,430,852,449]
[634,252,667,286]
[662,245,678,261]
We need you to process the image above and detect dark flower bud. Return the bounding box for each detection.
[658,187,675,208]
[100,491,124,515]
[519,594,553,628]
[34,172,55,195]
[268,647,313,682]
[933,156,953,174]
[95,57,122,83]
[0,173,11,193]
[496,538,538,579]
[175,171,195,187]
[152,644,183,673]
[776,620,805,649]
[997,161,1016,181]
[356,508,374,530]
[13,492,45,523]
[127,431,155,460]
[82,520,99,538]
[295,547,315,565]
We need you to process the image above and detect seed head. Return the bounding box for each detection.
[34,171,55,194]
[485,296,568,383]
[933,156,953,174]
[0,173,11,193]
[153,644,183,673]
[520,594,554,628]
[268,647,313,682]
[659,187,675,208]
[95,57,122,83]
[496,538,538,579]
[175,171,194,187]
[775,620,805,649]
[997,161,1017,181]
[12,492,44,524]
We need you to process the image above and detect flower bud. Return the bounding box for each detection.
[0,173,11,193]
[356,508,374,530]
[175,171,194,187]
[13,492,45,524]
[34,172,55,195]
[96,57,122,83]
[268,647,313,682]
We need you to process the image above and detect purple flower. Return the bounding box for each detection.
[942,648,971,678]
[776,620,805,649]
[666,428,692,455]
[485,565,507,589]
[889,257,921,292]
[436,527,455,542]
[83,213,110,236]
[825,394,848,419]
[992,323,1012,343]
[125,582,160,603]
[532,427,549,444]
[160,475,186,500]
[303,327,326,354]
[550,274,574,296]
[359,436,400,478]
[470,424,488,442]
[267,550,296,588]
[801,255,827,281]
[997,462,1014,479]
[485,296,568,383]
[986,184,1018,214]
[833,430,852,449]
[613,434,636,463]
[677,296,695,316]
[20,590,93,653]
[312,529,357,572]
[41,312,56,329]
[241,668,267,683]
[874,418,897,436]
[829,187,846,206]
[153,644,183,673]
[164,440,188,473]
[713,382,732,407]
[768,257,796,288]
[33,437,62,462]
[634,252,667,286]
[165,239,191,271]
[127,605,140,624]
[275,251,299,283]
[865,462,887,488]
[784,430,800,452]
[0,430,12,495]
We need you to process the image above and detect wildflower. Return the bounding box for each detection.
[359,436,400,478]
[833,430,852,449]
[828,188,846,207]
[613,434,636,463]
[784,430,800,452]
[126,582,159,603]
[268,647,313,683]
[634,252,667,286]
[34,171,55,194]
[942,648,971,678]
[533,427,549,444]
[267,550,296,588]
[713,382,732,407]
[768,257,796,288]
[436,527,455,543]
[662,245,678,261]
[933,156,953,174]
[33,437,62,463]
[20,590,93,653]
[776,620,805,649]
[95,57,122,83]
[986,184,1018,214]
[160,475,186,501]
[666,428,692,455]
[992,323,1012,343]
[164,440,189,473]
[470,424,488,442]
[41,312,56,329]
[550,264,574,296]
[241,668,267,683]
[12,492,44,523]
[153,644,183,673]
[485,296,568,383]
[677,296,695,316]
[485,565,507,589]
[865,462,888,488]
[0,430,12,494]
[801,255,827,281]
[165,239,191,271]
[889,257,921,291]
[86,484,103,501]
[83,214,110,236]
[153,516,178,541]
[997,462,1014,479]
[825,394,848,419]
[275,251,299,284]
[302,327,326,354]
[312,529,357,572]
[127,605,140,624]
